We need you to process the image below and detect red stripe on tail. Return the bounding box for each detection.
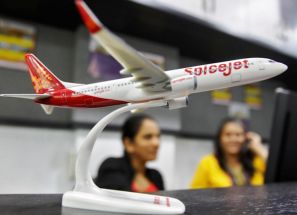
[25,54,65,94]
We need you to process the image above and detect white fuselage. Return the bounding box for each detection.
[69,58,287,103]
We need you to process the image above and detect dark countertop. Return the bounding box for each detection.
[1,183,297,215]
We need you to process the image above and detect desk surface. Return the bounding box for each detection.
[1,183,297,215]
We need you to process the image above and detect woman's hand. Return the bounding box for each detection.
[246,132,268,161]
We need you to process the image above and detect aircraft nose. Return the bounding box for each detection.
[278,62,288,73]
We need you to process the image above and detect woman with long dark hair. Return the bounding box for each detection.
[95,113,164,192]
[191,117,268,188]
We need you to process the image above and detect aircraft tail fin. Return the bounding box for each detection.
[25,54,66,94]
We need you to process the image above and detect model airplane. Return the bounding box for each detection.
[0,0,287,114]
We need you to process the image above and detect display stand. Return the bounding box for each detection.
[62,100,186,214]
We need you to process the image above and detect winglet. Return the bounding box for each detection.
[75,0,102,33]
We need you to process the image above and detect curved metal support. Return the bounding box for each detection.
[62,100,185,214]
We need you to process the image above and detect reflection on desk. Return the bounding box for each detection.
[1,183,297,215]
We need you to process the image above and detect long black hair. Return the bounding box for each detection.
[121,113,156,158]
[214,117,255,179]
[121,113,155,142]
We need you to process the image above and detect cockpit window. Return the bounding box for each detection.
[268,60,276,63]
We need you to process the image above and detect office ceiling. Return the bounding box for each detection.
[0,0,296,89]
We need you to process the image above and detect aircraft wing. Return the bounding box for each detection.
[0,94,51,100]
[75,0,171,92]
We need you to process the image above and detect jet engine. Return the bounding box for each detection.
[166,97,189,110]
[170,75,197,93]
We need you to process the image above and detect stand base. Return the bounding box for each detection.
[64,101,185,214]
[63,189,185,214]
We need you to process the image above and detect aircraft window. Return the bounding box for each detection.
[268,60,275,63]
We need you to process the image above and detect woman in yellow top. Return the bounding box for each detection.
[191,118,268,189]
